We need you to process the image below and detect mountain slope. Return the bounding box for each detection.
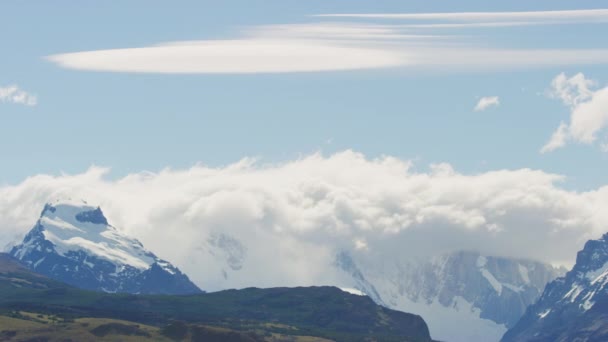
[502,233,608,342]
[0,253,65,290]
[335,250,562,342]
[9,200,201,295]
[0,257,434,342]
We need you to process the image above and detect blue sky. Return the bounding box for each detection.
[6,1,608,304]
[2,0,608,191]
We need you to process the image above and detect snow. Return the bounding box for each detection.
[476,256,487,268]
[360,269,508,342]
[38,202,155,270]
[503,283,524,293]
[40,216,83,232]
[480,268,503,296]
[12,239,32,259]
[538,309,551,319]
[391,290,506,342]
[582,296,595,310]
[336,252,562,342]
[586,261,608,285]
[564,284,583,302]
[340,287,366,296]
[475,255,504,295]
[34,257,45,268]
[157,260,176,275]
[518,264,530,284]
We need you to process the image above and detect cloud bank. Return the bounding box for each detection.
[474,96,500,111]
[0,85,37,106]
[542,73,608,153]
[1,151,606,291]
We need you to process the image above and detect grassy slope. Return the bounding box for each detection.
[0,313,334,342]
[0,254,432,342]
[0,314,170,341]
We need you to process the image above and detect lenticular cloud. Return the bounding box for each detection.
[0,150,605,290]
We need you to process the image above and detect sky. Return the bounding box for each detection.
[2,1,608,282]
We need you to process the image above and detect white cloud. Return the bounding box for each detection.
[47,39,404,74]
[47,41,608,75]
[542,73,608,152]
[541,122,568,153]
[0,85,37,106]
[1,151,606,291]
[394,22,551,29]
[47,19,608,74]
[474,96,500,111]
[318,9,608,23]
[550,72,596,106]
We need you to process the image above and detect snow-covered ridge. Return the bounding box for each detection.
[340,287,366,296]
[10,200,202,295]
[552,234,608,312]
[335,250,562,342]
[503,233,608,341]
[38,201,154,270]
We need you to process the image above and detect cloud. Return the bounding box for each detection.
[318,9,608,24]
[541,122,569,153]
[550,72,596,106]
[47,17,608,74]
[1,151,606,291]
[48,23,423,74]
[474,96,500,111]
[542,73,608,152]
[394,22,553,29]
[0,85,37,106]
[47,39,404,74]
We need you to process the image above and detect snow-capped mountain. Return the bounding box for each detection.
[503,233,608,342]
[10,200,202,295]
[335,250,563,342]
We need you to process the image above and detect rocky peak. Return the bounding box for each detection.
[10,201,202,295]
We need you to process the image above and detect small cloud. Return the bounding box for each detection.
[0,85,37,106]
[354,238,369,251]
[541,122,568,153]
[474,96,500,111]
[542,73,608,152]
[549,72,595,106]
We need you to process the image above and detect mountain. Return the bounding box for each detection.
[0,253,64,290]
[0,255,434,342]
[335,250,563,342]
[9,200,201,295]
[502,233,608,342]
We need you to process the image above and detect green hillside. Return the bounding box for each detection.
[0,254,433,342]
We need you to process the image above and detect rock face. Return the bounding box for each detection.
[503,233,608,342]
[335,250,563,342]
[10,200,202,295]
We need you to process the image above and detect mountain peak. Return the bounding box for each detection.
[44,197,91,209]
[10,201,202,295]
[41,201,109,226]
[570,233,608,278]
[503,232,608,341]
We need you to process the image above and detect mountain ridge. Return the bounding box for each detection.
[9,200,202,295]
[0,253,435,342]
[503,233,608,342]
[336,250,563,342]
